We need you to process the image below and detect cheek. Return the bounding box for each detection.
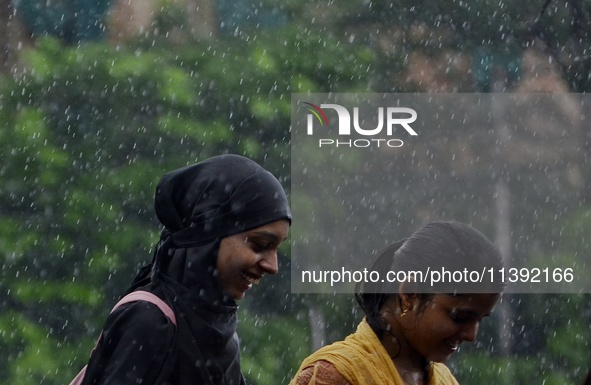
[219,245,257,273]
[415,316,458,343]
[407,321,458,362]
[217,243,239,274]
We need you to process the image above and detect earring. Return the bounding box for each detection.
[400,308,408,318]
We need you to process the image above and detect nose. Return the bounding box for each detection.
[258,251,279,275]
[459,321,479,343]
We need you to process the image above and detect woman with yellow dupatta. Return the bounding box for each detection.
[290,221,505,385]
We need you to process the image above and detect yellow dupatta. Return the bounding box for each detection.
[290,319,459,385]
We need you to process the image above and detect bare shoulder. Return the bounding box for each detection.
[293,360,352,385]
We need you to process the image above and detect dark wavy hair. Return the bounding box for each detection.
[355,221,505,337]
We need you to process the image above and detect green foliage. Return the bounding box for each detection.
[238,310,310,385]
[453,293,591,385]
[0,310,85,385]
[0,4,374,382]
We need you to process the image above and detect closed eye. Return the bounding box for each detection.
[250,241,273,252]
[449,308,487,324]
[248,231,284,252]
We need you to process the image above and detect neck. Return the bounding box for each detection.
[379,316,429,383]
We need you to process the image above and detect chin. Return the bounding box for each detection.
[222,290,243,301]
[427,352,453,363]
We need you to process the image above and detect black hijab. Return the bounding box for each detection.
[130,154,292,385]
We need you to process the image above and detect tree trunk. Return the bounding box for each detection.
[106,0,158,43]
[492,75,514,385]
[106,0,218,43]
[583,103,591,205]
[308,305,326,352]
[184,0,219,38]
[0,0,19,74]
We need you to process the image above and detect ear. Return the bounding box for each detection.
[398,280,421,312]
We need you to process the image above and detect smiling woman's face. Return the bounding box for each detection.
[391,293,499,363]
[216,219,290,300]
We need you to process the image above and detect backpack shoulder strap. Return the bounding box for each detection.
[111,290,177,326]
[69,291,177,385]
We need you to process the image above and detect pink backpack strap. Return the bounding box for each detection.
[69,291,176,385]
[111,291,176,326]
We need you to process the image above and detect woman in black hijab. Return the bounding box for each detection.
[79,154,292,385]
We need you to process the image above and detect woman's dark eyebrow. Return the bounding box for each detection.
[250,231,286,242]
[454,307,492,318]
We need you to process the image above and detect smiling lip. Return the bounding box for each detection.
[240,271,262,287]
[444,341,459,353]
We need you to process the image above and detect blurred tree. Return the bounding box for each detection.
[0,2,374,382]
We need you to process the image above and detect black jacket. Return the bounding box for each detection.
[80,155,291,385]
